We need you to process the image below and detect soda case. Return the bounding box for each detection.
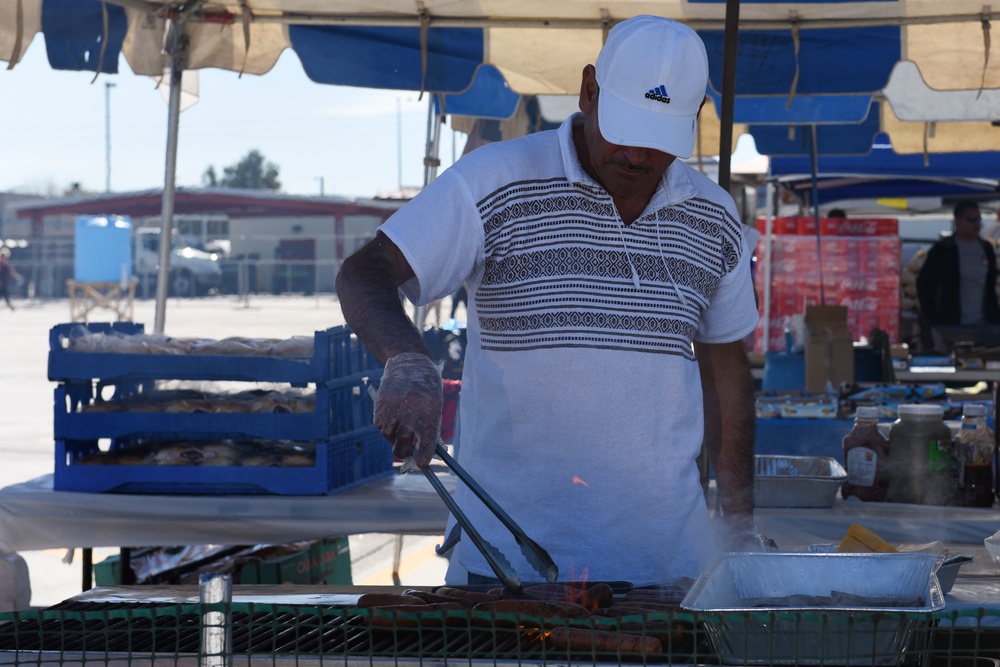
[48,322,392,495]
[753,217,900,352]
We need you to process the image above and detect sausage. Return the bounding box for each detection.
[402,589,471,605]
[473,599,589,620]
[591,606,675,618]
[578,583,615,610]
[522,583,584,603]
[434,587,502,605]
[367,602,465,628]
[355,593,426,608]
[617,621,690,650]
[545,627,662,655]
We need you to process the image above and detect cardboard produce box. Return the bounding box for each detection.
[311,536,353,585]
[804,305,854,392]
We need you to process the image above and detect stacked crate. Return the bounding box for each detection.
[753,217,901,353]
[48,322,391,495]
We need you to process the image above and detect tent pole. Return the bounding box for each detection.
[717,0,740,192]
[153,37,187,334]
[413,95,445,331]
[762,180,774,353]
[808,124,825,305]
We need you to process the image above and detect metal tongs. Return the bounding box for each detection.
[418,440,558,595]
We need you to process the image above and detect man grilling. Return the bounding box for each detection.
[336,15,760,585]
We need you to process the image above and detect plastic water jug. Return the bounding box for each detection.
[74,215,133,283]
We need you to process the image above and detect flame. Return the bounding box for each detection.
[571,475,589,486]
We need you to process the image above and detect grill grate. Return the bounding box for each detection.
[1,602,702,664]
[2,601,1000,666]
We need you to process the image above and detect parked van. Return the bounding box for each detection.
[133,227,222,296]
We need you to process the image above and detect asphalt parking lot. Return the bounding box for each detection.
[0,293,450,609]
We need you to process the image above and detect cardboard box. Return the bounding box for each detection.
[804,305,854,392]
[311,536,352,585]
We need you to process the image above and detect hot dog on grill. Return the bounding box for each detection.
[546,627,662,655]
[355,593,427,608]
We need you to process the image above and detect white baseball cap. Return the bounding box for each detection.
[595,15,709,159]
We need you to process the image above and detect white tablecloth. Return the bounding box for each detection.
[2,474,998,556]
[0,473,453,553]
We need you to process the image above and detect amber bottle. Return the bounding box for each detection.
[842,406,889,502]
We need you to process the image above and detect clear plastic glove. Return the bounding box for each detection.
[373,352,443,469]
[730,527,779,552]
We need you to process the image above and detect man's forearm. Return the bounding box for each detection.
[336,234,428,364]
[696,341,756,531]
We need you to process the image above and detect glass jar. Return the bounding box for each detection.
[955,403,995,508]
[886,404,955,506]
[842,406,889,502]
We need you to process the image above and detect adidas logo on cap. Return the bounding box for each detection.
[644,84,671,104]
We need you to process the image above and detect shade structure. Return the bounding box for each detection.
[769,133,1000,205]
[4,0,1000,333]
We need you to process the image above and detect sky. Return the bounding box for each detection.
[1,35,762,201]
[0,36,466,199]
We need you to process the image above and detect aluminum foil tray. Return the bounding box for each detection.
[754,455,847,508]
[681,552,945,665]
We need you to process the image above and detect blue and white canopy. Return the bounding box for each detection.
[3,0,999,153]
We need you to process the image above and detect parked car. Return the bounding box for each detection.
[133,227,222,296]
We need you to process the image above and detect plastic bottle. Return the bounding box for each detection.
[955,403,995,508]
[886,404,955,506]
[842,406,889,501]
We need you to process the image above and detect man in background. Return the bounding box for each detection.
[917,201,1000,351]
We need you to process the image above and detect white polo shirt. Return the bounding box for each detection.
[380,115,758,584]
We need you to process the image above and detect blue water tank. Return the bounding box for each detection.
[74,215,133,283]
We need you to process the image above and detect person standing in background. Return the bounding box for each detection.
[917,201,1000,351]
[449,284,468,320]
[0,248,21,311]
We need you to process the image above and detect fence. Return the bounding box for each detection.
[1,233,377,300]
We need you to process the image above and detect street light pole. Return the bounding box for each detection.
[105,82,116,193]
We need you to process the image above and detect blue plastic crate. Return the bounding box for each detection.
[48,323,379,385]
[52,426,393,495]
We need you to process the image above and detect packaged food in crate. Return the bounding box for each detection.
[50,322,383,445]
[53,374,378,442]
[48,322,381,385]
[53,426,393,495]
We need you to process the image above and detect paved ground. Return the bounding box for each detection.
[0,293,452,609]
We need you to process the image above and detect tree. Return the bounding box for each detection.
[202,150,281,190]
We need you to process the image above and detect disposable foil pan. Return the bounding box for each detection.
[754,455,847,508]
[681,552,945,665]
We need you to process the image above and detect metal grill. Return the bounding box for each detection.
[1,601,1000,666]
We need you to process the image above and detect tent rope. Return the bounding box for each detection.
[417,1,429,101]
[979,8,992,99]
[6,0,22,69]
[90,1,111,83]
[785,12,801,109]
[239,1,252,78]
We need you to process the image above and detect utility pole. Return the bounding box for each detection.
[105,82,116,192]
